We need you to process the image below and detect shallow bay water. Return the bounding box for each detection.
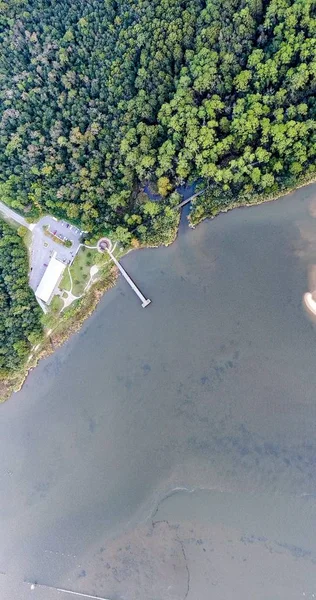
[1,186,316,599]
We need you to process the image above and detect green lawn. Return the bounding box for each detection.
[58,244,120,299]
[60,267,71,292]
[70,246,98,296]
[50,295,63,313]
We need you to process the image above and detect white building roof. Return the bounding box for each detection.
[35,255,65,304]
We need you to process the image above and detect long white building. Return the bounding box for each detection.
[35,254,66,305]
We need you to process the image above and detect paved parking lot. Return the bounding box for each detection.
[0,201,83,295]
[29,216,82,292]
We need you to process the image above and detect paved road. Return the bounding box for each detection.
[0,200,32,230]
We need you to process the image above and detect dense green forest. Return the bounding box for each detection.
[0,221,42,376]
[0,0,315,236]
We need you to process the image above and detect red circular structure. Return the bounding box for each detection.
[97,237,112,252]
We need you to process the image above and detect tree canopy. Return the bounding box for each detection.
[0,221,42,376]
[0,0,315,232]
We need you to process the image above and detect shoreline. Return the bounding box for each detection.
[0,266,118,402]
[1,176,316,403]
[189,173,316,226]
[0,221,180,404]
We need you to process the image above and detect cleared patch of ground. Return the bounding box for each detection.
[50,295,64,313]
[70,247,99,296]
[60,268,71,292]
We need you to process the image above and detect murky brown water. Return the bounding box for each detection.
[1,185,316,599]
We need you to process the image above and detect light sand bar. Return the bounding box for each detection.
[304,292,316,315]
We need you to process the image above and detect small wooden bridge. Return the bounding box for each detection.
[176,189,204,209]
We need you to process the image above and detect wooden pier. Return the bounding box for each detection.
[109,252,151,308]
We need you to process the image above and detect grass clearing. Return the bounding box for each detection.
[60,267,71,292]
[70,246,99,296]
[50,295,63,313]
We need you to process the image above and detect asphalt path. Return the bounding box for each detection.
[0,200,32,229]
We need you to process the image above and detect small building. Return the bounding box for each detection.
[35,254,66,305]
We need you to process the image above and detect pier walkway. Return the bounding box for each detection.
[109,251,151,308]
